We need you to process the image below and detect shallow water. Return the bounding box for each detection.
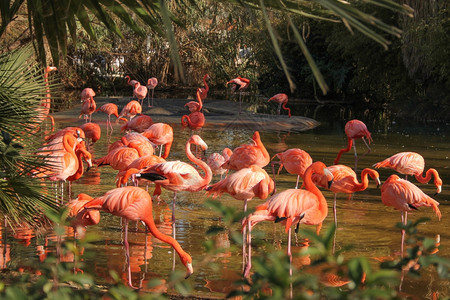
[2,100,449,298]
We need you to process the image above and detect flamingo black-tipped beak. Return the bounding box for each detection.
[434,185,442,196]
[185,263,193,279]
[327,179,334,189]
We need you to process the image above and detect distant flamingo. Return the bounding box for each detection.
[80,88,95,103]
[34,66,57,133]
[181,111,205,131]
[221,131,270,171]
[206,165,274,273]
[82,187,193,285]
[137,135,212,239]
[207,148,233,179]
[79,96,96,123]
[312,165,380,226]
[380,174,441,255]
[146,77,158,107]
[117,100,142,122]
[198,74,210,101]
[271,148,312,191]
[243,162,333,277]
[79,122,101,146]
[373,152,442,195]
[125,75,138,92]
[334,119,372,171]
[66,198,100,239]
[134,82,148,108]
[141,123,173,159]
[120,115,153,133]
[268,93,291,117]
[185,88,203,113]
[96,103,120,132]
[227,76,250,114]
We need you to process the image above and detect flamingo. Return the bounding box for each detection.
[66,198,100,239]
[198,74,210,101]
[120,115,153,133]
[79,122,101,146]
[334,119,373,171]
[116,155,166,188]
[108,132,154,157]
[80,88,95,103]
[243,161,334,277]
[185,88,203,113]
[66,143,93,183]
[181,111,205,131]
[82,186,193,286]
[136,135,212,239]
[141,123,173,159]
[146,77,158,107]
[380,174,441,255]
[117,100,142,122]
[312,165,380,226]
[206,165,274,272]
[96,103,120,132]
[227,76,250,114]
[79,96,96,123]
[271,148,312,191]
[94,145,145,171]
[268,93,291,117]
[134,82,148,108]
[125,75,138,92]
[373,152,442,195]
[34,66,57,133]
[221,131,270,171]
[207,148,233,179]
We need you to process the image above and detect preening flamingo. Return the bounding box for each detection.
[185,88,203,113]
[141,123,173,159]
[120,115,153,133]
[134,82,148,108]
[227,76,250,114]
[312,165,380,226]
[380,174,441,255]
[146,77,158,107]
[268,93,291,117]
[207,148,233,179]
[198,74,210,101]
[334,119,372,171]
[81,88,95,103]
[137,135,212,238]
[221,131,270,171]
[373,152,442,195]
[82,186,193,285]
[94,144,145,171]
[79,122,101,146]
[271,148,312,191]
[66,198,100,239]
[96,103,120,132]
[108,132,154,157]
[79,96,96,123]
[243,161,333,277]
[206,165,274,273]
[66,143,93,183]
[117,100,142,122]
[181,111,205,131]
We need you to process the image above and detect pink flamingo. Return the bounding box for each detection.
[66,198,100,239]
[271,148,312,191]
[79,122,101,146]
[227,76,250,114]
[137,135,212,239]
[198,74,210,101]
[108,132,154,157]
[373,152,442,195]
[117,100,142,122]
[185,88,203,113]
[268,93,291,117]
[146,77,158,107]
[79,96,96,123]
[125,75,138,91]
[81,88,95,103]
[181,111,205,131]
[207,148,233,179]
[34,66,57,133]
[243,162,334,277]
[334,119,372,171]
[96,103,120,132]
[312,165,380,226]
[120,115,153,133]
[82,187,193,286]
[141,123,173,159]
[134,82,148,108]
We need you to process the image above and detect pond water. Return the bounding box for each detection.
[2,98,449,299]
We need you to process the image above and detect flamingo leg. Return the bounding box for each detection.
[271,161,279,194]
[172,192,177,240]
[333,193,338,227]
[123,219,135,288]
[352,139,358,171]
[242,199,248,273]
[277,103,281,115]
[243,218,252,277]
[295,175,300,189]
[159,146,163,157]
[151,89,154,107]
[288,227,293,299]
[361,137,372,156]
[239,92,242,114]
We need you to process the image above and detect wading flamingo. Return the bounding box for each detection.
[146,77,158,107]
[141,123,173,159]
[108,132,154,157]
[120,115,153,133]
[199,74,210,101]
[206,165,274,273]
[134,82,148,108]
[334,119,372,171]
[34,66,57,133]
[373,152,443,195]
[96,103,120,132]
[66,198,100,239]
[116,155,166,188]
[271,148,312,191]
[94,144,145,171]
[221,131,270,171]
[66,144,93,183]
[117,100,142,122]
[137,135,212,239]
[79,122,101,146]
[312,165,380,226]
[227,76,250,114]
[380,174,441,256]
[79,96,96,123]
[82,187,193,286]
[181,111,205,131]
[268,93,291,117]
[243,161,333,277]
[80,88,95,103]
[185,88,203,113]
[207,148,233,179]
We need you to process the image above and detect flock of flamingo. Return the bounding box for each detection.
[27,67,443,288]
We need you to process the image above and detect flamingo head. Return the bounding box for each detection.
[204,74,210,81]
[46,66,57,73]
[189,135,208,151]
[183,255,194,279]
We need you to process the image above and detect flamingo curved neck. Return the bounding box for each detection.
[203,76,209,92]
[354,169,374,192]
[334,137,353,164]
[196,93,203,110]
[185,141,212,186]
[253,135,270,162]
[415,168,441,185]
[181,115,190,127]
[303,168,327,213]
[282,103,291,117]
